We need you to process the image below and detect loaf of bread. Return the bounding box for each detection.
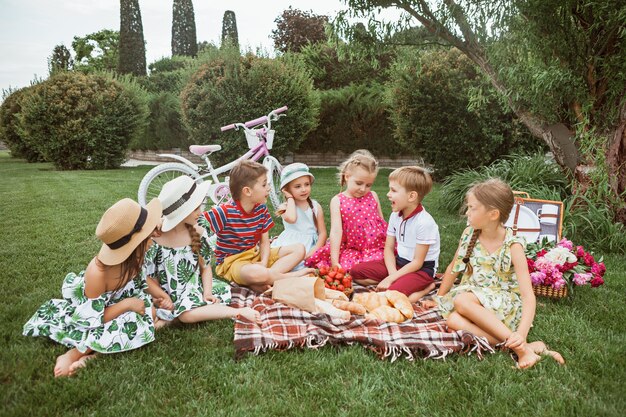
[314,299,351,320]
[365,305,407,323]
[324,288,349,301]
[385,290,414,319]
[331,299,367,315]
[352,292,390,312]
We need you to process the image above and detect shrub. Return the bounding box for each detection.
[131,92,190,150]
[139,56,197,94]
[387,48,541,179]
[17,72,148,170]
[181,52,319,165]
[297,83,401,157]
[0,86,46,162]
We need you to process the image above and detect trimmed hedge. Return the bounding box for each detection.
[131,92,190,150]
[17,72,148,170]
[0,86,46,162]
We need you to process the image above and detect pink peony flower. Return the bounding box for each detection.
[573,273,592,286]
[583,252,595,266]
[537,249,548,258]
[591,275,605,287]
[530,271,546,285]
[575,245,585,257]
[591,262,606,276]
[558,238,573,250]
[553,277,567,289]
[527,258,536,272]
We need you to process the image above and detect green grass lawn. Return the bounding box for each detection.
[1,152,624,417]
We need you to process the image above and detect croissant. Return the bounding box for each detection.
[365,305,407,323]
[385,290,414,319]
[324,288,349,301]
[352,292,390,312]
[314,299,350,320]
[331,299,367,315]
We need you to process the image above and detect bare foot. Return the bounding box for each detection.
[54,351,76,377]
[288,268,316,277]
[154,318,173,330]
[408,283,437,304]
[515,344,542,369]
[68,353,97,375]
[237,307,261,323]
[528,341,566,365]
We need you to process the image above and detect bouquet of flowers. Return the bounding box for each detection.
[525,238,606,296]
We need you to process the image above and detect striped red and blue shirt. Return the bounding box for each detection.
[203,201,274,265]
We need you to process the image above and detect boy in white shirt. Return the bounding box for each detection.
[351,166,440,302]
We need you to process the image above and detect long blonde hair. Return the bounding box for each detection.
[337,149,379,188]
[462,178,514,276]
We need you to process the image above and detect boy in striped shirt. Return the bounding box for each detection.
[203,160,313,292]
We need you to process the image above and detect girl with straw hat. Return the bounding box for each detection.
[144,175,260,327]
[23,197,163,377]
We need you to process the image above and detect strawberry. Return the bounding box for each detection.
[325,276,333,283]
[318,266,329,276]
[327,271,337,279]
[338,284,345,291]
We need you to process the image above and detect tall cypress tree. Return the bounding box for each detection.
[48,44,73,75]
[118,0,146,75]
[172,0,198,57]
[221,10,239,52]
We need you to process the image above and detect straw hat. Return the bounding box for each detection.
[96,198,162,265]
[279,163,315,190]
[158,176,211,232]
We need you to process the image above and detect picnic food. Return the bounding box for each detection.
[385,290,414,319]
[366,305,407,323]
[324,288,349,301]
[317,265,353,296]
[314,299,350,320]
[331,299,367,315]
[352,292,391,312]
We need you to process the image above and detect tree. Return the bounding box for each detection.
[221,10,239,51]
[48,45,73,75]
[339,0,626,221]
[271,7,329,53]
[118,0,146,76]
[71,29,119,73]
[172,0,197,57]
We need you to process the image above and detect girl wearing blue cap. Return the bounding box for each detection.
[271,163,327,270]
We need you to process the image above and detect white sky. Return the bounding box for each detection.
[0,0,403,93]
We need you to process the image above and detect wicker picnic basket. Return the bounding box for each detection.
[533,284,568,299]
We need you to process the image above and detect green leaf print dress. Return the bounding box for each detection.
[23,271,156,353]
[434,227,526,331]
[143,229,231,321]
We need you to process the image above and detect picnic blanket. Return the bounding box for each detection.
[231,286,494,361]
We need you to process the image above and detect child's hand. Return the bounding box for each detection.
[203,292,218,303]
[282,190,294,199]
[420,299,437,309]
[126,297,146,315]
[505,332,525,350]
[376,277,393,292]
[155,295,174,311]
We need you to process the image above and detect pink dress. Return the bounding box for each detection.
[305,192,387,271]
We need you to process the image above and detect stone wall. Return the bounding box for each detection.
[127,149,422,168]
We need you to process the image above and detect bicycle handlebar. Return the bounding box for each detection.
[220,106,288,132]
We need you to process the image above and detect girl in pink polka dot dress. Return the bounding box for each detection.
[305,150,387,271]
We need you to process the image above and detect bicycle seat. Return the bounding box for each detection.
[189,145,221,156]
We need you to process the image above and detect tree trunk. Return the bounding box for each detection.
[607,101,626,223]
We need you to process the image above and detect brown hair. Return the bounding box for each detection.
[461,178,514,276]
[98,234,152,292]
[185,223,204,272]
[229,160,267,201]
[337,149,379,187]
[389,166,433,203]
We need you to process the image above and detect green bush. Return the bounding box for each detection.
[387,48,541,179]
[297,83,401,156]
[181,52,319,165]
[139,56,197,94]
[439,153,570,214]
[17,72,148,170]
[131,92,190,150]
[0,86,46,162]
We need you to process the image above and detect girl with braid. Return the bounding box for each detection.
[423,179,563,369]
[145,176,260,327]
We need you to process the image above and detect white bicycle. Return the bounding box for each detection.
[137,106,287,211]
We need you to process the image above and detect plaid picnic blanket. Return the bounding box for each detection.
[231,286,494,361]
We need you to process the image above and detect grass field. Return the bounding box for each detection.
[1,152,624,417]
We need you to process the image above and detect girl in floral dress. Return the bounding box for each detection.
[423,179,564,369]
[23,198,163,377]
[305,149,387,271]
[144,176,260,326]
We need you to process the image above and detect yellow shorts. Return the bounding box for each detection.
[216,246,281,285]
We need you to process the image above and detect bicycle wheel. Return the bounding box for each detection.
[262,155,283,211]
[137,163,199,206]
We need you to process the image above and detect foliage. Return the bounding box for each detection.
[221,10,239,52]
[72,29,119,73]
[131,92,190,150]
[118,0,146,76]
[297,83,399,157]
[181,52,319,165]
[387,48,540,178]
[0,86,45,162]
[171,0,197,57]
[272,7,329,53]
[439,153,570,214]
[48,44,73,75]
[16,72,148,170]
[140,56,197,94]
